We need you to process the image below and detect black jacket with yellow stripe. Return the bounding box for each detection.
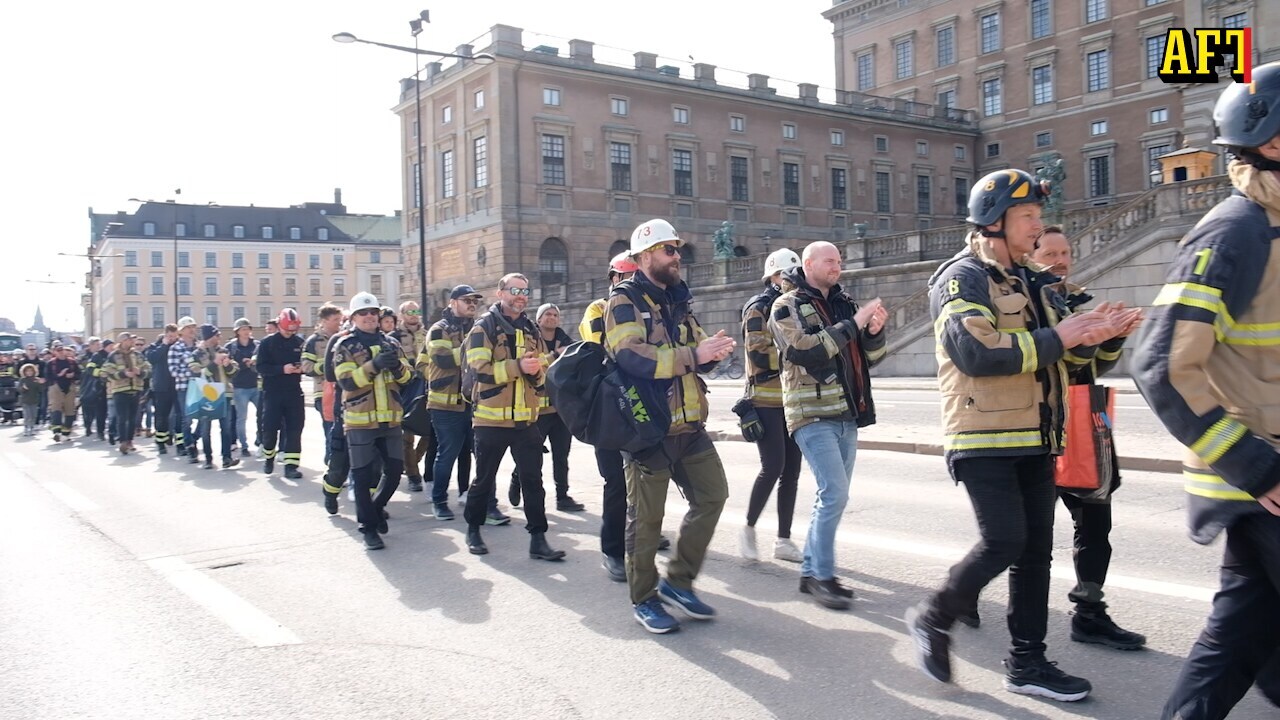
[928,233,1084,462]
[418,309,473,412]
[604,273,715,436]
[331,330,413,430]
[1133,185,1280,544]
[466,304,545,429]
[742,285,785,409]
[537,327,572,414]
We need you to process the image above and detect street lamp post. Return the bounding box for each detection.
[332,16,494,315]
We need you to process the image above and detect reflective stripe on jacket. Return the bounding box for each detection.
[418,310,472,412]
[468,304,545,428]
[332,332,412,430]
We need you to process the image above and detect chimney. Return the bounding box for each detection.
[569,39,594,62]
[334,188,342,205]
[425,62,442,79]
[749,74,773,93]
[694,63,717,83]
[634,52,657,71]
[490,24,524,54]
[455,44,474,63]
[798,83,819,103]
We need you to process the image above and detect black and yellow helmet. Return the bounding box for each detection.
[966,169,1050,227]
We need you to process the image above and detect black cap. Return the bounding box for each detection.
[450,284,483,300]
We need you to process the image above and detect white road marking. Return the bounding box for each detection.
[146,556,301,647]
[44,482,101,512]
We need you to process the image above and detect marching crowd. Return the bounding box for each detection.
[4,66,1280,719]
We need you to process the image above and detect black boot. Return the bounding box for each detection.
[323,491,339,516]
[508,471,521,507]
[529,532,565,561]
[362,531,384,551]
[1070,606,1146,650]
[466,526,488,555]
[799,576,851,610]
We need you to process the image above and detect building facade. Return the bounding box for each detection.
[397,24,982,310]
[825,0,1277,208]
[85,195,403,340]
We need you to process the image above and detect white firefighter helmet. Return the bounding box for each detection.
[762,248,801,280]
[348,292,379,314]
[629,218,683,256]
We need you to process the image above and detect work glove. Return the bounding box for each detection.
[731,397,766,443]
[373,350,401,371]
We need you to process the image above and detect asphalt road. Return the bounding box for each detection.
[0,405,1272,719]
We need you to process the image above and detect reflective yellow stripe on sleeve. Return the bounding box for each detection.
[1009,328,1037,374]
[1183,470,1254,501]
[1189,417,1248,465]
[1152,282,1222,313]
[943,430,1043,452]
[336,361,371,388]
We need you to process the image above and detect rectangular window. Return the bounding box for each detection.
[782,123,797,140]
[611,97,628,116]
[143,222,156,236]
[1087,49,1110,92]
[442,105,452,124]
[152,307,164,329]
[473,136,488,188]
[1032,65,1053,105]
[232,306,245,323]
[955,177,970,215]
[289,226,301,240]
[936,26,955,67]
[178,276,191,296]
[258,253,269,269]
[150,251,162,267]
[205,277,217,295]
[126,307,138,329]
[1223,12,1246,29]
[204,251,216,268]
[1035,131,1053,148]
[232,252,243,269]
[177,251,189,268]
[261,226,274,239]
[334,279,345,297]
[980,13,1001,54]
[1146,35,1167,79]
[334,255,344,270]
[543,87,561,106]
[232,278,244,296]
[875,172,891,213]
[309,254,320,270]
[1150,107,1168,124]
[954,145,966,160]
[730,115,745,132]
[1089,155,1111,197]
[124,251,138,267]
[731,156,749,203]
[672,149,694,197]
[203,224,215,238]
[982,77,1002,116]
[285,278,296,296]
[916,175,931,215]
[371,251,381,264]
[125,277,138,295]
[474,89,485,109]
[179,305,192,321]
[986,142,1002,158]
[937,89,955,110]
[830,130,844,146]
[831,168,848,210]
[916,140,929,156]
[1031,0,1052,39]
[857,53,874,91]
[1147,144,1172,186]
[175,223,186,237]
[894,38,913,79]
[441,149,455,199]
[317,227,329,241]
[673,106,690,124]
[783,163,800,206]
[412,119,418,139]
[1090,119,1108,136]
[258,278,270,296]
[1086,0,1108,23]
[259,306,272,325]
[370,275,382,296]
[232,224,245,239]
[610,142,632,192]
[541,134,565,186]
[205,307,218,326]
[875,136,889,152]
[284,254,295,270]
[412,162,420,208]
[309,278,320,297]
[151,277,163,295]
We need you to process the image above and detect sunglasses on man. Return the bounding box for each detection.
[405,309,422,317]
[650,244,680,257]
[505,287,532,296]
[353,308,380,317]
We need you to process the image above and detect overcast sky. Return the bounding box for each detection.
[1,0,836,332]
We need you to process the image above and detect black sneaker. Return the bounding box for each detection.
[284,466,302,480]
[157,444,167,455]
[189,453,200,465]
[800,575,854,599]
[263,458,274,475]
[958,607,981,629]
[1070,608,1146,650]
[222,457,241,469]
[407,477,423,492]
[203,459,215,469]
[323,492,339,515]
[556,495,586,512]
[1003,657,1091,702]
[363,532,385,551]
[905,603,952,683]
[800,576,851,610]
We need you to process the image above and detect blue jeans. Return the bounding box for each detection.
[431,408,471,505]
[233,387,260,450]
[794,419,859,581]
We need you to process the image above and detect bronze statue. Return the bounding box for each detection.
[712,221,735,259]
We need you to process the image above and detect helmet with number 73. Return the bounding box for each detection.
[629,218,683,256]
[966,169,1050,227]
[761,248,801,280]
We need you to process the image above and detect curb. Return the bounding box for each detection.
[708,431,1180,474]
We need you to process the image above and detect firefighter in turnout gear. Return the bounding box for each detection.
[1134,61,1280,720]
[393,300,429,493]
[303,304,343,465]
[256,308,307,479]
[332,292,413,550]
[101,332,152,456]
[419,285,482,521]
[905,169,1126,702]
[320,321,353,516]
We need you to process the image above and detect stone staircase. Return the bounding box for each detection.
[879,175,1233,360]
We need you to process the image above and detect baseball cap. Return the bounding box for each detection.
[450,284,483,300]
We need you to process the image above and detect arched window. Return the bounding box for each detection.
[733,245,749,257]
[539,237,569,288]
[680,244,696,264]
[609,240,629,258]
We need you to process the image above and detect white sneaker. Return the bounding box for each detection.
[773,538,804,563]
[738,526,759,561]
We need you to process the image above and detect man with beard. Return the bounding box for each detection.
[394,300,429,492]
[605,218,735,634]
[256,308,307,479]
[463,273,564,560]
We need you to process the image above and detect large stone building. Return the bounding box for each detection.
[398,24,984,310]
[85,194,404,340]
[825,0,1277,208]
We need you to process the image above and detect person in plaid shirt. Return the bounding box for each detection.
[168,317,199,458]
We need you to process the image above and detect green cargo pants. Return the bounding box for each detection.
[624,429,729,605]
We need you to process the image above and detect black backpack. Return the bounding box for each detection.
[547,285,672,454]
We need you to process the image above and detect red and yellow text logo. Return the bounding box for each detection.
[1158,28,1253,84]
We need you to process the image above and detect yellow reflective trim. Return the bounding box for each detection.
[1063,350,1089,365]
[428,391,462,405]
[608,324,646,344]
[1183,470,1254,501]
[1189,417,1248,464]
[1010,328,1037,374]
[943,430,1042,451]
[467,347,492,363]
[654,347,675,379]
[493,358,509,385]
[750,386,785,401]
[428,339,452,349]
[942,299,998,325]
[1152,282,1222,313]
[336,361,371,388]
[302,352,321,362]
[865,344,886,362]
[1096,347,1122,362]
